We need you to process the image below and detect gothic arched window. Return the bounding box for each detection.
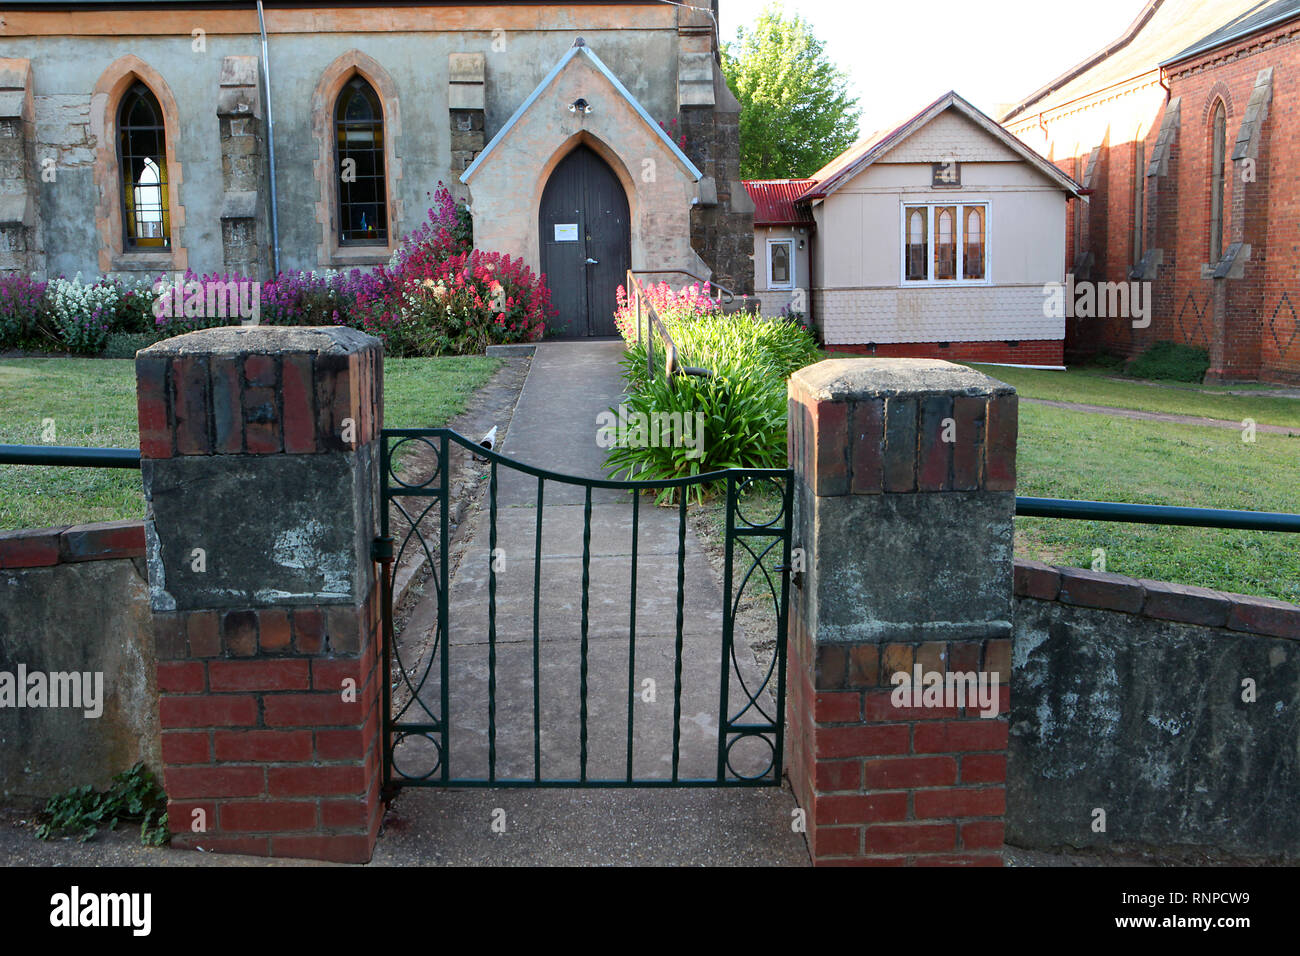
[1209,101,1227,262]
[335,76,388,244]
[118,82,170,248]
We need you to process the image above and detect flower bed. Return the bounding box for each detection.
[0,184,553,357]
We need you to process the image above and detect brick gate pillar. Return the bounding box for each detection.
[137,326,384,863]
[785,359,1017,866]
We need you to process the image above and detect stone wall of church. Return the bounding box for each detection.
[1,5,752,296]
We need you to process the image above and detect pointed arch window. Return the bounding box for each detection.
[118,82,170,248]
[335,76,388,244]
[905,207,928,281]
[1209,101,1227,263]
[964,206,985,280]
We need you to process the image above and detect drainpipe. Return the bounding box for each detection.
[806,226,816,335]
[257,0,281,276]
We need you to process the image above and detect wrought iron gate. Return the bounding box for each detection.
[374,428,792,789]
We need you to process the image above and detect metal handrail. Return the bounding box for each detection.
[0,444,142,468]
[626,270,712,380]
[628,269,736,306]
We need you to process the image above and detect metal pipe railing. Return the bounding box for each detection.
[1015,496,1300,532]
[626,270,711,380]
[0,444,141,469]
[2,447,1296,534]
[628,269,736,305]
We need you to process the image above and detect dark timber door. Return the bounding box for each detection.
[539,145,630,337]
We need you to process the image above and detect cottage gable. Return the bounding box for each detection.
[878,109,1022,166]
[800,92,1084,202]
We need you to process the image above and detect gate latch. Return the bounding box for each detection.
[371,536,394,563]
[775,563,804,590]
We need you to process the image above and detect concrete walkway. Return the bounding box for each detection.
[383,341,808,865]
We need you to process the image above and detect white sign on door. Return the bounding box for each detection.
[554,223,579,242]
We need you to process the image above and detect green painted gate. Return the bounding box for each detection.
[374,428,793,789]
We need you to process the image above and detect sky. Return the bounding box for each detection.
[717,0,1151,136]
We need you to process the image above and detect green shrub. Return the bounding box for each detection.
[44,273,120,354]
[1124,341,1211,383]
[605,347,789,503]
[102,332,167,358]
[1090,350,1126,370]
[111,275,162,334]
[606,284,820,497]
[36,762,169,845]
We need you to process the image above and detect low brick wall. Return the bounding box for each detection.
[0,520,159,800]
[1010,559,1300,861]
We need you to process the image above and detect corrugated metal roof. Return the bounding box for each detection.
[1163,0,1300,65]
[742,179,815,226]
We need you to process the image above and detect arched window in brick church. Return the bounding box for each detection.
[335,76,388,244]
[118,82,170,248]
[1209,101,1227,263]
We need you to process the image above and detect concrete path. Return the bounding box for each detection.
[385,341,807,864]
[1023,397,1300,435]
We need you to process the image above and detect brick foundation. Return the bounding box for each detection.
[826,339,1063,366]
[138,326,385,863]
[786,358,1016,866]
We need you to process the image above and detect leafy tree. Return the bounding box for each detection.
[721,1,862,180]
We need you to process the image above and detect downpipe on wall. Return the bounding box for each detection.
[257,0,281,276]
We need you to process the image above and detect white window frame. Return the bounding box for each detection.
[899,200,992,286]
[767,237,796,291]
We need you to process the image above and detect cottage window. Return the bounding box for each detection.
[118,83,169,248]
[336,76,388,244]
[902,202,988,283]
[964,206,985,280]
[935,207,957,280]
[767,238,794,290]
[905,208,928,281]
[1209,101,1226,262]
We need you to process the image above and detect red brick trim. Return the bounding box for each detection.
[0,520,145,569]
[788,378,1016,497]
[1013,559,1300,640]
[136,342,381,459]
[788,612,1010,867]
[826,340,1063,366]
[155,597,383,863]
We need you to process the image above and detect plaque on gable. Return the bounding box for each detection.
[932,161,961,187]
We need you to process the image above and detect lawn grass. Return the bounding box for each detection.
[694,366,1300,602]
[0,355,499,530]
[1014,404,1300,604]
[969,362,1300,430]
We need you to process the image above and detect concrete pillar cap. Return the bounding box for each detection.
[139,325,379,358]
[792,358,1016,400]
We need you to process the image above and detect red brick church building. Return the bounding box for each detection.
[1003,0,1300,383]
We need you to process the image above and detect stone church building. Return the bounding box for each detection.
[0,1,754,337]
[1002,0,1300,384]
